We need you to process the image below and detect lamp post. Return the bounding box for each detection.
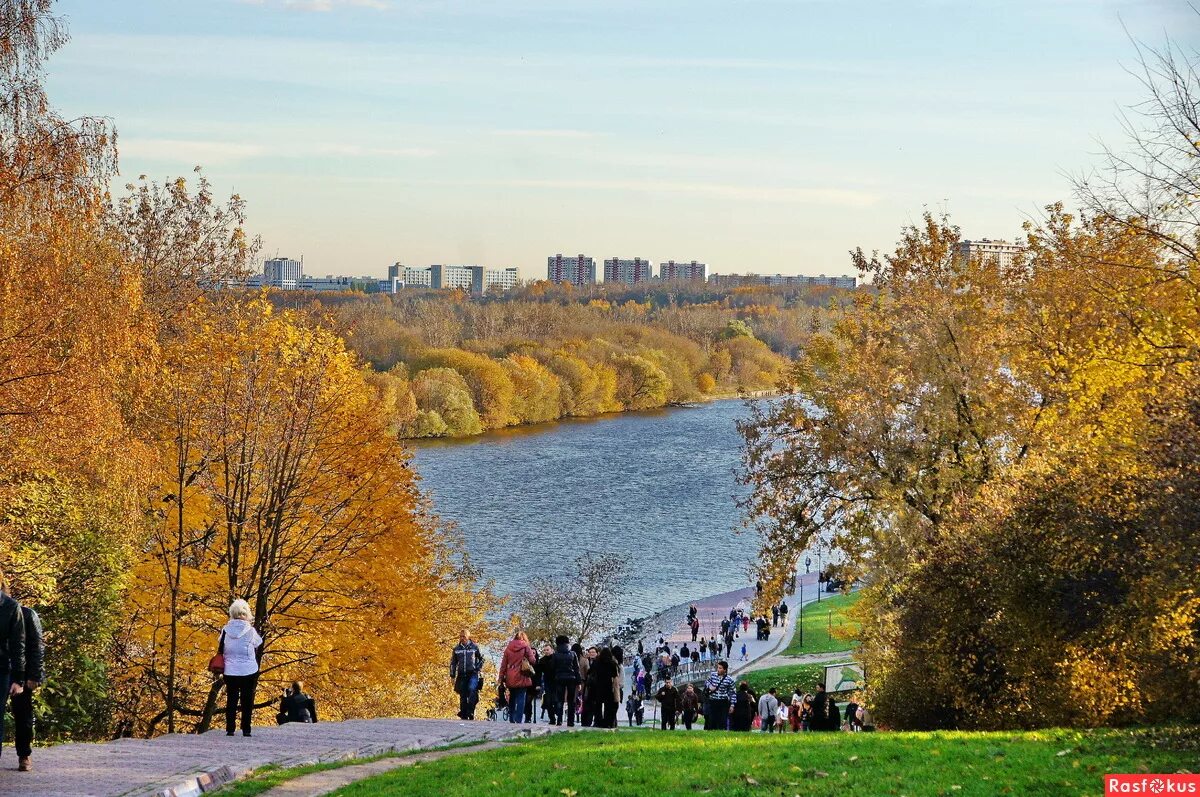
[798,580,804,649]
[817,550,822,603]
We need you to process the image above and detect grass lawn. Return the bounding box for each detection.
[781,591,862,656]
[329,725,1199,797]
[739,663,827,699]
[211,740,484,796]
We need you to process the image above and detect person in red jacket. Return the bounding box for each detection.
[498,630,536,724]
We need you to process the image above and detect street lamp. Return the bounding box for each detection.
[798,580,804,648]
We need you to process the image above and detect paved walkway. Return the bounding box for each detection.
[0,717,563,797]
[642,571,822,674]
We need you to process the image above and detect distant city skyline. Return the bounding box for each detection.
[46,1,1187,278]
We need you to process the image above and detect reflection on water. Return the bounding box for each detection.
[408,399,756,619]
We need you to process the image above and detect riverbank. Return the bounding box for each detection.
[403,391,779,446]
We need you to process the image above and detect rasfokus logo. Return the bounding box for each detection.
[1106,774,1200,794]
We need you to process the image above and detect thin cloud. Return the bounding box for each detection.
[239,0,390,11]
[506,178,879,207]
[491,129,604,139]
[120,138,435,164]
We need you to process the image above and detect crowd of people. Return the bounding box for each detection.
[445,591,842,733]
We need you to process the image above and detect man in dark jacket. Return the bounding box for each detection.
[12,604,42,771]
[811,682,831,731]
[279,681,318,723]
[0,574,26,765]
[449,629,484,720]
[655,677,680,730]
[550,635,580,727]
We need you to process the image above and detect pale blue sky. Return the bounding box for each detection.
[48,0,1193,278]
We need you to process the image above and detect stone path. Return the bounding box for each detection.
[642,570,823,675]
[0,717,562,797]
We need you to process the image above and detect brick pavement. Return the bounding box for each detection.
[0,717,557,797]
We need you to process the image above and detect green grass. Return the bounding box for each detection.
[739,663,828,699]
[210,739,485,797]
[781,591,862,656]
[328,725,1200,797]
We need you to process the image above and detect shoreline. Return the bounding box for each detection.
[404,391,781,447]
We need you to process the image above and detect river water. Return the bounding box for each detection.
[408,399,757,621]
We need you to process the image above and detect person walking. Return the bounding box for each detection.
[691,617,700,642]
[579,646,597,727]
[450,629,484,720]
[278,681,318,723]
[220,599,263,737]
[549,635,580,726]
[10,601,42,771]
[778,600,789,625]
[758,688,779,733]
[771,605,779,627]
[498,631,536,724]
[535,643,556,723]
[0,575,26,769]
[698,637,707,661]
[680,683,700,730]
[702,661,736,731]
[811,683,829,731]
[731,681,757,731]
[655,677,680,730]
[740,641,747,662]
[625,691,643,726]
[591,647,620,728]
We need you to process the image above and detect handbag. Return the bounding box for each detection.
[208,630,226,675]
[520,657,536,677]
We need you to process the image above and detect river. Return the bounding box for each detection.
[407,399,758,621]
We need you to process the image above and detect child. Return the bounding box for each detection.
[776,701,788,732]
[740,642,748,661]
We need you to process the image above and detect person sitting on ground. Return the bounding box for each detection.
[279,680,318,723]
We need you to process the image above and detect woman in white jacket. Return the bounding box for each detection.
[220,599,263,737]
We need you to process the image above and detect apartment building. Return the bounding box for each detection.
[547,253,597,287]
[603,257,652,285]
[658,260,707,281]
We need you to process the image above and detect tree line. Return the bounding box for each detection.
[0,1,493,740]
[740,37,1200,730]
[268,291,826,438]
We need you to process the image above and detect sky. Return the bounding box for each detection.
[46,0,1196,279]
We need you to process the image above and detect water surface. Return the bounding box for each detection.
[409,400,756,619]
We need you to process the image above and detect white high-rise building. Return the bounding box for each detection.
[402,266,433,287]
[955,239,1024,269]
[484,267,520,292]
[603,257,651,285]
[263,257,302,289]
[547,254,596,287]
[659,260,707,282]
